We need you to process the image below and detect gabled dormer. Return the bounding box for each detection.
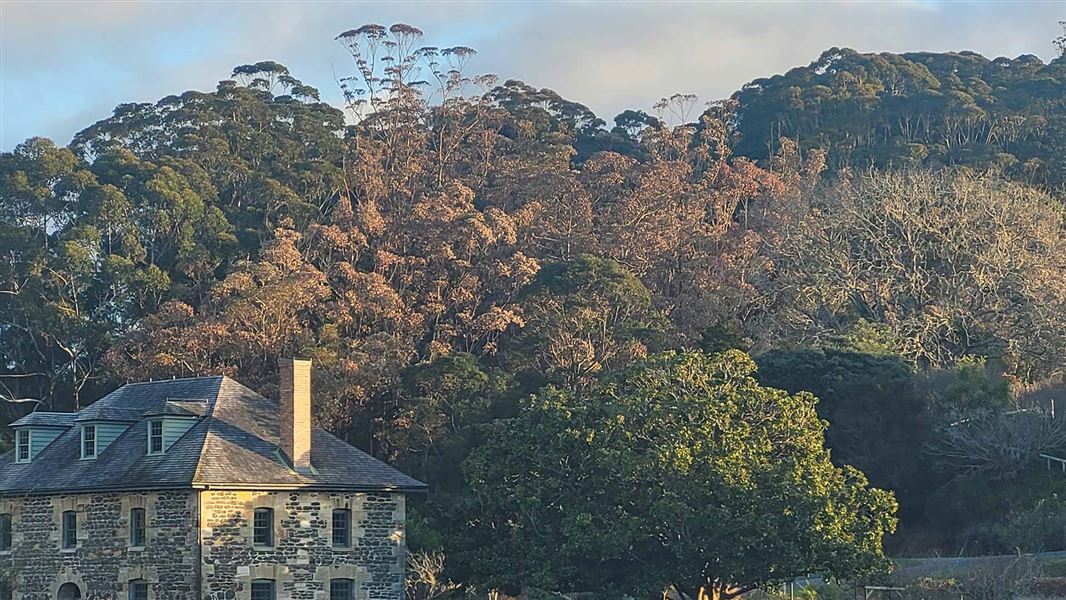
[74,406,140,460]
[10,412,76,463]
[142,399,205,455]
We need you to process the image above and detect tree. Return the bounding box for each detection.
[455,350,897,599]
[731,48,1066,188]
[384,352,517,493]
[502,255,670,391]
[766,169,1066,379]
[756,345,932,514]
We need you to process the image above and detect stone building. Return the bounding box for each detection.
[0,359,425,600]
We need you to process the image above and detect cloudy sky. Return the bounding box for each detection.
[1,1,1063,150]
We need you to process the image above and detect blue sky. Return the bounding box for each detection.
[1,1,1063,150]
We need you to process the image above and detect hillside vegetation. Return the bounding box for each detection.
[2,22,1065,598]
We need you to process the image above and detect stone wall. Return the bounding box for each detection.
[0,489,406,600]
[0,490,198,600]
[200,490,406,600]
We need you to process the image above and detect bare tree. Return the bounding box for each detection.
[929,412,1066,479]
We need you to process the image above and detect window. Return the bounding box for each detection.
[0,513,10,551]
[252,507,273,546]
[62,510,77,549]
[330,579,355,600]
[130,508,146,547]
[148,420,164,455]
[15,430,30,462]
[129,580,148,600]
[251,579,275,600]
[81,425,97,459]
[332,508,351,548]
[0,582,10,600]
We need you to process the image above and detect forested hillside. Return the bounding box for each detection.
[732,47,1066,188]
[2,22,1066,596]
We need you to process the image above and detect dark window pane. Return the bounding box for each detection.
[82,425,96,458]
[331,579,354,600]
[253,508,273,546]
[62,510,77,549]
[16,430,29,461]
[332,508,351,548]
[149,420,164,454]
[129,581,149,600]
[0,513,10,551]
[251,579,275,600]
[130,508,146,547]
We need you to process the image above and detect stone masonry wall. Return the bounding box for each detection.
[0,490,198,600]
[200,491,406,600]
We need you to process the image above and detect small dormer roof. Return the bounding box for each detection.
[10,412,76,429]
[74,405,141,423]
[0,375,426,495]
[142,399,208,418]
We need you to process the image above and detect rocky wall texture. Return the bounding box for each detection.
[200,490,406,600]
[0,490,198,600]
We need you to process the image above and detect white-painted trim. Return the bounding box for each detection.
[146,419,164,455]
[80,425,97,460]
[14,429,30,463]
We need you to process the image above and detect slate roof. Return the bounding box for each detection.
[0,376,426,496]
[9,412,77,428]
[142,400,205,418]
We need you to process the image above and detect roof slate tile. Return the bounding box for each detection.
[0,375,425,495]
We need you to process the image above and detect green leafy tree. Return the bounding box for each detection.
[756,346,932,514]
[455,350,897,599]
[385,352,518,494]
[502,255,671,391]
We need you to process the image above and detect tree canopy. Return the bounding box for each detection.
[455,351,897,599]
[2,22,1065,595]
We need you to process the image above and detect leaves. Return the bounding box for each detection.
[455,350,897,597]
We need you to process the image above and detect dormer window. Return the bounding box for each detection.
[148,420,164,455]
[15,430,30,463]
[81,425,97,459]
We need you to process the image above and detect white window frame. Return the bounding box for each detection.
[81,425,97,460]
[15,430,30,463]
[147,419,164,455]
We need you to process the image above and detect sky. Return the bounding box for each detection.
[1,0,1064,150]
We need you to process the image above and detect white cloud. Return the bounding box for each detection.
[1,0,1062,148]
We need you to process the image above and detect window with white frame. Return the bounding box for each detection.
[15,430,30,463]
[148,420,164,455]
[81,425,97,459]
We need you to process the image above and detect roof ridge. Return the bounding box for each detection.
[190,376,231,483]
[122,375,225,386]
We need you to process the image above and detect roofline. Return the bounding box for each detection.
[192,482,428,493]
[0,482,426,497]
[0,484,192,498]
[121,375,225,386]
[10,423,73,429]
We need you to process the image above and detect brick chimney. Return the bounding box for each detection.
[279,358,313,474]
